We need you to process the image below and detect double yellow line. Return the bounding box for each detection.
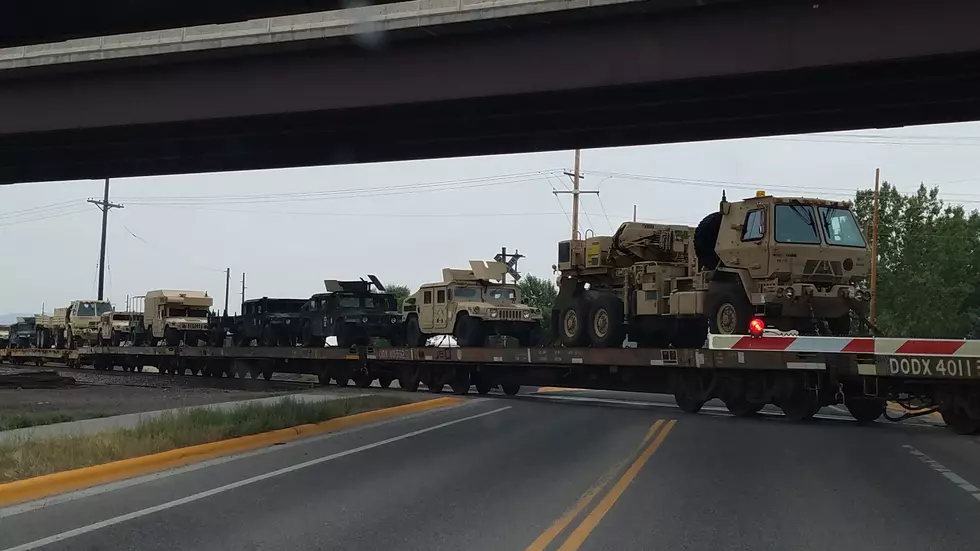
[525,419,677,551]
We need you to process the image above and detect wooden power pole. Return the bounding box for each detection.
[87,178,123,301]
[870,168,880,325]
[554,149,599,240]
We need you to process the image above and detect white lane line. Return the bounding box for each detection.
[1,406,511,551]
[0,399,491,519]
[903,444,980,502]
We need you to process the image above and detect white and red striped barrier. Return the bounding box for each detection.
[707,334,980,357]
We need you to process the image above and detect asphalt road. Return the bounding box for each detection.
[2,388,980,551]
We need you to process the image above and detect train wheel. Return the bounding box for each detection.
[845,398,885,423]
[353,370,374,388]
[399,366,421,392]
[725,398,764,417]
[941,407,980,435]
[378,374,395,389]
[501,384,520,396]
[450,369,471,395]
[261,370,274,381]
[780,396,821,421]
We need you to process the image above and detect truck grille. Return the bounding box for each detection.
[497,309,525,321]
[802,260,843,284]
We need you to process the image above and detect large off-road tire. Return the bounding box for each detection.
[586,293,625,347]
[558,297,590,347]
[694,211,723,270]
[707,283,752,335]
[406,316,426,347]
[261,325,277,347]
[454,313,485,347]
[165,327,181,347]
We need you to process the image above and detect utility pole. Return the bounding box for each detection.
[633,205,637,222]
[870,168,880,325]
[87,178,123,301]
[554,149,599,241]
[240,273,247,315]
[224,268,231,316]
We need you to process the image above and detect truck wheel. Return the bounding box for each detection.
[586,293,625,348]
[827,315,852,336]
[454,314,485,347]
[845,398,885,423]
[707,283,752,335]
[111,332,121,347]
[558,298,589,347]
[165,328,181,347]
[694,211,722,270]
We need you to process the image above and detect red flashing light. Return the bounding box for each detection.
[748,317,765,336]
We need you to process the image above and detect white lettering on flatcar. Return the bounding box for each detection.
[888,357,976,378]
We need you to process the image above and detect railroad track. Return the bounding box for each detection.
[0,359,316,392]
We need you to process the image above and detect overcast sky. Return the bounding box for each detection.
[3,121,980,316]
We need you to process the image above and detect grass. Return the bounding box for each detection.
[0,394,411,483]
[0,411,110,432]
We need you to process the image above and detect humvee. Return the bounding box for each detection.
[231,297,306,346]
[298,276,401,348]
[143,290,213,346]
[402,260,543,347]
[99,311,145,346]
[8,316,37,349]
[552,191,871,348]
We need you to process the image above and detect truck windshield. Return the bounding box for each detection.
[819,207,867,248]
[487,287,517,301]
[76,302,112,317]
[267,300,305,313]
[112,314,132,321]
[364,294,396,310]
[337,296,360,308]
[452,286,481,300]
[168,308,209,318]
[774,204,821,244]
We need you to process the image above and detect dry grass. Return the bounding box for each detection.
[0,411,110,432]
[0,394,410,483]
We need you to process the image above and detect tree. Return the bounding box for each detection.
[518,275,558,319]
[853,182,980,338]
[385,284,412,311]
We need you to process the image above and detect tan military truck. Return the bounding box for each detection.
[402,260,543,347]
[143,290,213,346]
[37,301,112,349]
[0,324,9,348]
[552,191,872,348]
[99,311,145,346]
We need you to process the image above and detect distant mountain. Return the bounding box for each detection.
[0,313,34,325]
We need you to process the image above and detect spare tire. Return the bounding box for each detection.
[694,211,722,270]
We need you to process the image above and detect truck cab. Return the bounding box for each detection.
[298,276,402,348]
[64,300,112,348]
[99,311,144,346]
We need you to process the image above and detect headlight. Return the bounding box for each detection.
[285,319,291,325]
[490,309,498,318]
[362,316,368,323]
[784,287,795,299]
[473,306,481,313]
[390,316,398,324]
[523,311,531,319]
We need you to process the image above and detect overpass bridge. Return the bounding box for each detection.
[2,0,980,184]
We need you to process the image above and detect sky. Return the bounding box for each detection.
[3,121,980,317]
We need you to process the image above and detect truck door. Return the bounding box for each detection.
[740,207,770,277]
[419,289,435,331]
[433,288,448,332]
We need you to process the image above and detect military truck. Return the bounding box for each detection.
[552,191,871,348]
[402,260,543,347]
[298,276,402,348]
[230,297,306,346]
[0,325,8,349]
[143,290,213,346]
[99,311,145,346]
[8,317,37,349]
[35,301,112,349]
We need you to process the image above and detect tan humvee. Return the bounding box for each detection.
[144,290,213,346]
[402,261,542,347]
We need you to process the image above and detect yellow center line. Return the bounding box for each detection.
[524,420,665,551]
[556,419,678,551]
